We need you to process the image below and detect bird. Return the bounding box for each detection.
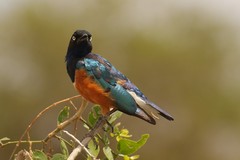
[65,30,174,125]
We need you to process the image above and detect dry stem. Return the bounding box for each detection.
[9,95,81,160]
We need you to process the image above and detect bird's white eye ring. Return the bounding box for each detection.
[89,36,92,41]
[72,36,76,41]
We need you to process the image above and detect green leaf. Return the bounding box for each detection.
[117,134,149,155]
[51,153,67,160]
[83,123,90,130]
[123,155,130,160]
[129,155,140,160]
[87,156,91,160]
[32,150,48,160]
[60,140,69,157]
[88,105,101,127]
[103,146,114,160]
[116,128,132,142]
[119,129,132,138]
[58,106,70,125]
[113,122,121,134]
[108,111,122,124]
[103,111,122,133]
[87,139,100,158]
[103,132,110,145]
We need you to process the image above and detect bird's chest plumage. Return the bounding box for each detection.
[74,68,115,115]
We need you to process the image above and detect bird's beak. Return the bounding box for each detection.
[77,34,90,44]
[80,34,88,39]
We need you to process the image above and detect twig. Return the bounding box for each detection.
[67,109,116,160]
[1,140,42,148]
[63,130,98,160]
[67,118,106,160]
[70,100,77,110]
[43,98,88,143]
[54,135,74,148]
[9,95,81,160]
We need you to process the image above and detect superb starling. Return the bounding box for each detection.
[65,30,174,125]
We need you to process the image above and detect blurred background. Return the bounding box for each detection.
[1,0,240,159]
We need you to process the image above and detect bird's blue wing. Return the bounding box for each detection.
[98,56,174,121]
[81,53,169,123]
[82,58,137,115]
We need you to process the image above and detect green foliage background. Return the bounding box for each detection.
[1,1,240,159]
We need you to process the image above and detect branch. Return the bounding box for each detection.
[1,140,42,148]
[67,109,116,160]
[9,95,81,160]
[67,118,105,160]
[63,130,98,160]
[43,99,88,143]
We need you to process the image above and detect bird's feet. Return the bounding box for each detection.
[103,119,114,133]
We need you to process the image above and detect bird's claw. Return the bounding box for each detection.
[103,119,114,133]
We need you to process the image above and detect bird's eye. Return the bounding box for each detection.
[72,36,76,41]
[89,36,92,41]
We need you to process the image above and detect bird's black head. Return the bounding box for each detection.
[65,30,92,61]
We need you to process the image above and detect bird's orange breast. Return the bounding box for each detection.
[74,69,115,115]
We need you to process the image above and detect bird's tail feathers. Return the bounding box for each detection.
[146,100,174,121]
[135,107,156,125]
[127,90,174,121]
